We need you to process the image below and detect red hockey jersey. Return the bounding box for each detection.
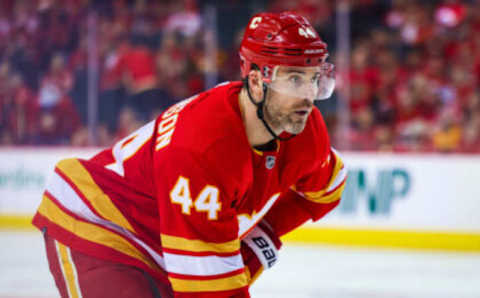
[32,81,347,297]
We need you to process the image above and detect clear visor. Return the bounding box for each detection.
[267,63,335,100]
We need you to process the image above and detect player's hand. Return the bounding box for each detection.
[241,221,282,284]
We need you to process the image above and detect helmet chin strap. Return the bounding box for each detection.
[245,80,296,142]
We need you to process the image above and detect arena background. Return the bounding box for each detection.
[0,0,479,297]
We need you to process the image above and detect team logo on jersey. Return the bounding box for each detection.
[265,156,276,170]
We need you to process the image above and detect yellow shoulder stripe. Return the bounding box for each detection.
[161,234,240,253]
[304,182,345,204]
[169,272,247,292]
[56,159,135,233]
[300,151,345,201]
[38,195,159,270]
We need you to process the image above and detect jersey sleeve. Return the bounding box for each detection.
[154,148,250,298]
[264,148,347,236]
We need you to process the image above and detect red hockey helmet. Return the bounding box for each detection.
[239,11,334,100]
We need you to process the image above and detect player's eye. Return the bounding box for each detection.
[288,75,303,87]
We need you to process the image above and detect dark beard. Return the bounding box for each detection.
[264,99,312,134]
[287,114,307,134]
[263,101,284,130]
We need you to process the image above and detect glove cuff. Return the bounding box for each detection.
[243,222,281,270]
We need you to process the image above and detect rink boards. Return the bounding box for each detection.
[0,148,479,252]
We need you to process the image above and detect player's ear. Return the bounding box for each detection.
[248,69,264,102]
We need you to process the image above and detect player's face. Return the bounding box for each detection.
[264,66,319,134]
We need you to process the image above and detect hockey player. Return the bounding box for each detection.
[32,11,347,298]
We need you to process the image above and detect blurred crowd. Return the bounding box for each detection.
[0,0,479,153]
[331,0,480,153]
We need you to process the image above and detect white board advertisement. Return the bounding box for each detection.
[315,153,480,233]
[0,148,97,215]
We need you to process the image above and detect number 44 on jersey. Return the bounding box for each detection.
[170,176,222,220]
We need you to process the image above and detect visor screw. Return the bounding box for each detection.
[306,58,311,64]
[267,33,273,40]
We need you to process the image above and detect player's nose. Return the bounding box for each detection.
[302,84,317,103]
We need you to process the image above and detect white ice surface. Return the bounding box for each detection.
[0,231,479,298]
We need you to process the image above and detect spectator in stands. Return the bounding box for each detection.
[114,106,142,141]
[38,53,73,107]
[432,107,462,152]
[33,54,80,145]
[3,72,38,144]
[98,19,128,133]
[461,111,480,153]
[375,125,395,152]
[0,61,11,137]
[110,35,171,121]
[349,106,377,151]
[348,44,379,113]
